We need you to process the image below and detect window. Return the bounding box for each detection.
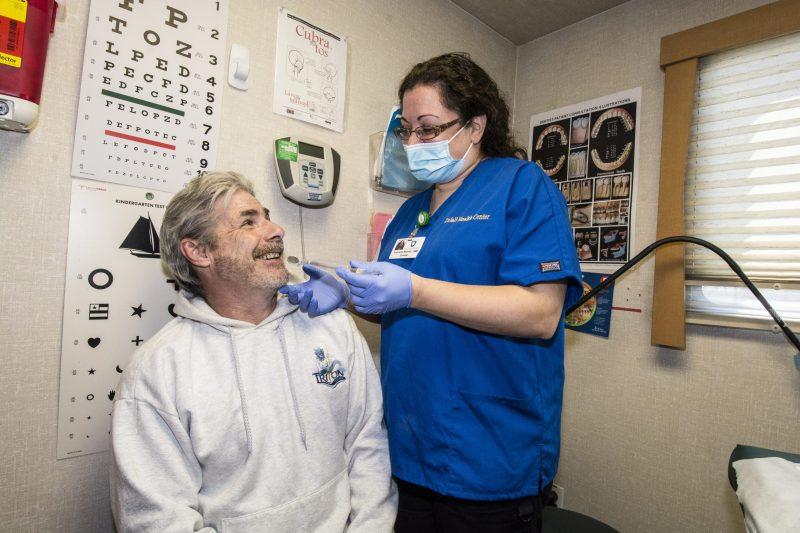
[654,1,800,348]
[684,32,800,328]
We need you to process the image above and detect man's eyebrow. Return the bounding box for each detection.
[239,208,260,218]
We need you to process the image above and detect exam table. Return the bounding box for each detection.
[728,444,800,532]
[728,443,800,493]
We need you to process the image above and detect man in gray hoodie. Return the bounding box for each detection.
[110,171,397,532]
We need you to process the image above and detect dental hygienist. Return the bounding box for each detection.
[281,53,582,533]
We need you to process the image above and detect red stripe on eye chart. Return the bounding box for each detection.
[104,130,176,150]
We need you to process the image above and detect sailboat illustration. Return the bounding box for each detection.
[119,213,160,258]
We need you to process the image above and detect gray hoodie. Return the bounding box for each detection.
[110,291,397,532]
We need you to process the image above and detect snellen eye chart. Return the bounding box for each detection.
[71,0,229,193]
[57,179,179,459]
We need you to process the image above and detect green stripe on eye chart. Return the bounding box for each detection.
[101,89,185,117]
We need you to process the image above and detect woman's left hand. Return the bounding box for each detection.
[279,263,349,317]
[336,261,413,315]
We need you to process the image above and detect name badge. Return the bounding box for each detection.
[389,237,426,259]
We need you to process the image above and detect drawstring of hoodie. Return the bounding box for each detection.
[278,324,308,450]
[229,331,254,454]
[227,320,307,453]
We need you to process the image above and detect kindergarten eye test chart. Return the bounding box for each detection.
[530,88,641,272]
[57,180,179,459]
[71,0,229,193]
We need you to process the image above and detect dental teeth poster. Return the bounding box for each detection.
[566,272,615,338]
[530,88,640,272]
[273,8,348,132]
[71,0,229,193]
[57,179,178,459]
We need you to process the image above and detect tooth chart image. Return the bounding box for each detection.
[530,89,640,268]
[532,119,570,182]
[588,104,636,176]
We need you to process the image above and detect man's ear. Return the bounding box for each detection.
[180,238,211,268]
[470,114,487,144]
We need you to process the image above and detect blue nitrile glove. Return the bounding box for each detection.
[278,264,349,317]
[335,260,412,315]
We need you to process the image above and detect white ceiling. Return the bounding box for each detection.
[450,0,631,45]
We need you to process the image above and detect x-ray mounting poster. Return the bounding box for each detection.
[273,8,348,132]
[530,88,641,272]
[57,179,179,459]
[71,0,229,193]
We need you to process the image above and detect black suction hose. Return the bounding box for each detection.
[565,236,800,353]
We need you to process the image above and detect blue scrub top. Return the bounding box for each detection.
[378,157,582,500]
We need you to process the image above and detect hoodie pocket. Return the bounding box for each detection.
[219,469,350,533]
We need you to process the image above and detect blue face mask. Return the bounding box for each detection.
[404,124,474,185]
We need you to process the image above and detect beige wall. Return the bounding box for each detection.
[0,1,514,530]
[513,0,799,532]
[4,0,799,531]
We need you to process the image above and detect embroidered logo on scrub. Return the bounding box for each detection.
[540,260,562,273]
[443,213,491,223]
[312,346,346,388]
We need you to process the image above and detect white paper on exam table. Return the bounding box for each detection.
[733,456,800,533]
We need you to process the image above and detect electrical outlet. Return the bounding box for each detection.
[551,483,565,509]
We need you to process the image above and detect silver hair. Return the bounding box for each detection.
[160,171,255,296]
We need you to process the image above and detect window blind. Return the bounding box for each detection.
[685,31,800,282]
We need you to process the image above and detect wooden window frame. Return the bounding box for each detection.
[653,0,800,349]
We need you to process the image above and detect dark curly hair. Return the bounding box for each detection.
[398,53,526,159]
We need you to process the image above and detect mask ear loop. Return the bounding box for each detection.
[459,118,480,164]
[448,120,470,144]
[460,139,475,163]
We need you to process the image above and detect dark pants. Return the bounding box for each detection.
[394,478,546,533]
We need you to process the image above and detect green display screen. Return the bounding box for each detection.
[299,141,324,159]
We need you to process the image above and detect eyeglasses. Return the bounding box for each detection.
[393,118,462,142]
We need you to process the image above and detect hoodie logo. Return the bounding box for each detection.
[312,346,346,388]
